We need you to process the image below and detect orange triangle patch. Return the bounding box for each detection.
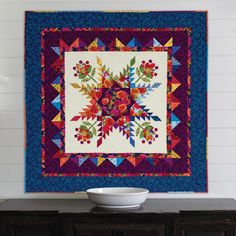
[60,157,70,167]
[127,157,136,166]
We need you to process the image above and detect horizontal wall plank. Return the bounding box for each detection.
[0,147,24,164]
[210,19,236,38]
[0,0,235,20]
[0,165,23,182]
[0,129,24,147]
[209,110,236,128]
[0,183,87,199]
[209,56,236,74]
[0,39,23,58]
[207,182,236,198]
[209,93,236,110]
[209,164,236,182]
[0,76,24,94]
[209,38,236,56]
[209,129,236,146]
[0,22,22,40]
[208,74,236,92]
[0,182,236,199]
[0,0,234,3]
[208,146,236,164]
[0,111,24,128]
[0,58,23,76]
[0,94,23,111]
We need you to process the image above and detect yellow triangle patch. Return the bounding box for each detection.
[52,84,61,92]
[97,157,106,166]
[88,38,98,49]
[170,150,181,158]
[52,112,61,122]
[172,83,181,92]
[116,38,125,48]
[164,37,173,47]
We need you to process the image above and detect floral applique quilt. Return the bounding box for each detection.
[25,11,207,192]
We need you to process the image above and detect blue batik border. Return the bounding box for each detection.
[25,11,208,192]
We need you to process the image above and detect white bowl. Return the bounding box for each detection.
[86,187,149,209]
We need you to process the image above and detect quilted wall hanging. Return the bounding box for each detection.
[25,11,207,192]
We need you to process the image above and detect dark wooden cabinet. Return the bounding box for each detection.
[63,214,169,236]
[174,214,235,236]
[180,233,227,236]
[72,224,165,236]
[0,214,61,236]
[1,199,236,236]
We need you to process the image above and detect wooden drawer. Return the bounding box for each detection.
[0,214,61,236]
[62,214,171,236]
[174,215,235,236]
[72,224,165,236]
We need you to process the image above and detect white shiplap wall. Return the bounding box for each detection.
[0,0,236,199]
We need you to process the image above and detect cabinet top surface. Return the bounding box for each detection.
[1,199,236,214]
